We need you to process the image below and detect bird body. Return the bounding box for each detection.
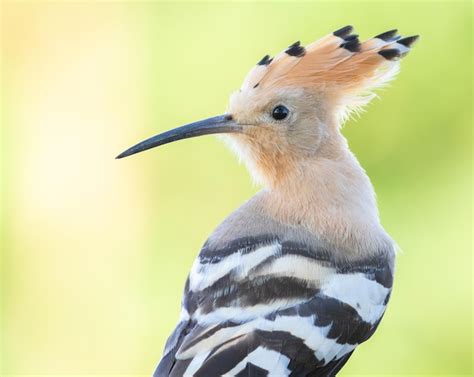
[156,191,394,376]
[118,25,418,376]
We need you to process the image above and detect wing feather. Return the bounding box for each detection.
[154,234,393,376]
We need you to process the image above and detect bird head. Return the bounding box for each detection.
[117,26,418,188]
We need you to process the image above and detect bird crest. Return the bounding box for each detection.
[241,26,418,121]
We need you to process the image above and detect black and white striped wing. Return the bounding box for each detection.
[154,236,393,376]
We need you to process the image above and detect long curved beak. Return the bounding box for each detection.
[116,114,241,159]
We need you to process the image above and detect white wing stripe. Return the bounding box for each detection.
[251,254,335,284]
[194,299,303,325]
[321,272,390,324]
[189,242,281,291]
[179,315,355,364]
[226,347,291,376]
[183,350,211,376]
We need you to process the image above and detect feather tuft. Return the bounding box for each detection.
[240,26,418,122]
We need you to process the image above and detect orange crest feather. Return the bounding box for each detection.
[242,26,418,119]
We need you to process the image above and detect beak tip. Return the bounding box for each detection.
[116,150,131,159]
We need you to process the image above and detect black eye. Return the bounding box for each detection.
[272,105,289,120]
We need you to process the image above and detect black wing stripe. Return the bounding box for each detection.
[308,350,354,376]
[182,277,198,315]
[194,329,321,376]
[198,235,393,289]
[255,330,322,371]
[265,294,374,345]
[235,363,269,377]
[193,332,261,376]
[166,358,192,377]
[178,321,241,354]
[199,236,278,263]
[153,320,194,377]
[198,276,318,314]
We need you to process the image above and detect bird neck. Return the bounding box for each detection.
[259,148,391,254]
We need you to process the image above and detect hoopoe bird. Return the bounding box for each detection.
[118,26,418,376]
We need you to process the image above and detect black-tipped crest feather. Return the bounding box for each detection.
[374,29,399,41]
[333,25,353,38]
[285,41,306,57]
[398,35,419,47]
[378,49,401,60]
[340,38,361,52]
[257,54,273,66]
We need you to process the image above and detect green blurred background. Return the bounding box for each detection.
[1,1,472,376]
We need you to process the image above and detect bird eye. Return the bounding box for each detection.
[272,105,289,121]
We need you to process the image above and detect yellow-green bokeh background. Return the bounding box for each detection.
[1,1,472,376]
